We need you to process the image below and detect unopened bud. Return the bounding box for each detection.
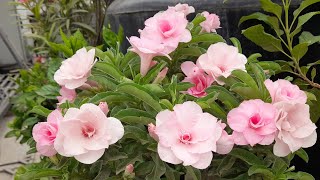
[148,123,159,141]
[99,102,109,115]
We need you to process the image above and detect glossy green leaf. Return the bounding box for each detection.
[146,154,166,180]
[293,0,320,18]
[295,149,309,163]
[89,92,132,104]
[230,37,242,53]
[232,70,259,90]
[260,0,283,18]
[248,165,274,178]
[189,33,225,44]
[123,126,149,146]
[28,106,52,117]
[94,62,124,81]
[293,11,320,36]
[230,82,262,99]
[185,166,201,180]
[239,12,282,35]
[292,43,308,62]
[22,117,39,127]
[299,31,320,45]
[242,24,282,52]
[88,75,118,90]
[142,62,167,84]
[114,108,155,125]
[117,83,162,112]
[285,171,315,180]
[229,148,264,166]
[206,86,240,109]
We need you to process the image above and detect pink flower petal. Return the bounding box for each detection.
[74,149,105,164]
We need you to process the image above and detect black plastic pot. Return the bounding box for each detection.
[106,0,320,178]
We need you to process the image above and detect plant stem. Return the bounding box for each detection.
[277,0,320,89]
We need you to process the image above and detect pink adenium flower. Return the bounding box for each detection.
[264,79,307,104]
[216,121,234,155]
[197,42,247,85]
[273,102,317,157]
[57,86,76,105]
[168,3,195,17]
[98,102,109,115]
[228,99,278,146]
[54,48,96,89]
[129,8,191,76]
[181,61,214,97]
[200,11,221,33]
[155,101,223,169]
[142,9,191,50]
[128,36,171,76]
[54,103,124,164]
[32,109,62,157]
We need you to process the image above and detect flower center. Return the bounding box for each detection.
[159,20,172,33]
[82,124,96,138]
[179,132,192,144]
[282,89,294,98]
[249,114,263,128]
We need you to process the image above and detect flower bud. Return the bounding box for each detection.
[148,123,159,141]
[99,102,109,115]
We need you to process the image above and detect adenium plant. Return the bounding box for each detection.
[14,3,317,180]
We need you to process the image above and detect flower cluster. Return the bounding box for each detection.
[31,3,317,174]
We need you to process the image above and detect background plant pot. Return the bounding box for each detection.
[106,0,319,178]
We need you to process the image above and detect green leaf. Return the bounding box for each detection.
[250,63,270,101]
[190,14,206,28]
[272,157,288,175]
[230,82,262,99]
[14,166,62,180]
[260,0,283,18]
[28,106,52,117]
[239,12,282,35]
[117,83,162,112]
[22,117,39,127]
[5,130,20,138]
[232,70,259,90]
[293,0,320,18]
[135,161,154,177]
[299,31,320,45]
[72,22,97,35]
[248,165,274,178]
[142,62,167,84]
[295,149,309,163]
[293,11,320,36]
[206,86,240,110]
[159,99,174,110]
[230,37,242,53]
[114,108,155,125]
[175,47,203,57]
[242,24,283,52]
[88,74,117,90]
[256,61,281,74]
[94,62,124,81]
[145,154,166,180]
[88,92,132,104]
[189,33,225,44]
[185,166,201,180]
[229,148,264,166]
[217,156,236,176]
[311,68,317,81]
[48,42,73,57]
[123,126,149,145]
[285,171,315,180]
[35,85,59,99]
[248,53,262,63]
[292,43,308,62]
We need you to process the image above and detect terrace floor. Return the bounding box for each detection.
[0,114,39,180]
